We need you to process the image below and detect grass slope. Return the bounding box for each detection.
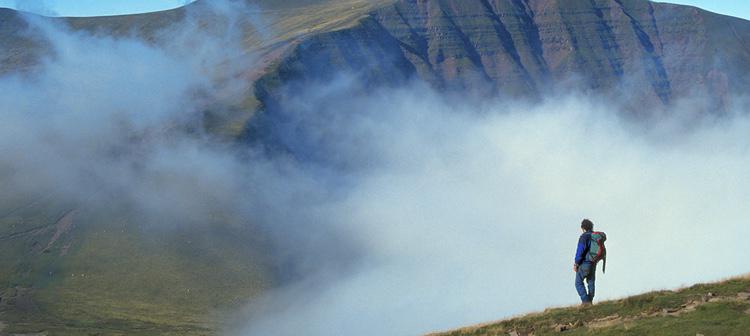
[0,193,273,335]
[432,275,750,336]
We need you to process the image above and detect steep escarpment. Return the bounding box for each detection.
[8,0,750,115]
[255,0,750,112]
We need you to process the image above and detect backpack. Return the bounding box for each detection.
[587,231,607,273]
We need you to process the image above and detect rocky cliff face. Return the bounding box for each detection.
[256,0,750,111]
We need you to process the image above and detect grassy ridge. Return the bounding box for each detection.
[0,196,273,335]
[432,276,750,336]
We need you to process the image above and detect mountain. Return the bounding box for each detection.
[429,275,750,336]
[0,1,390,76]
[253,0,750,122]
[6,0,750,111]
[2,0,750,335]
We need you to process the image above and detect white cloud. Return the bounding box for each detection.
[236,83,750,335]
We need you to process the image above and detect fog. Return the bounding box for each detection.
[236,83,750,335]
[0,1,267,227]
[1,2,750,336]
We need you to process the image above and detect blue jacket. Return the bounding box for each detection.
[575,231,592,265]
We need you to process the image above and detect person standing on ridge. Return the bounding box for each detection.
[574,218,601,306]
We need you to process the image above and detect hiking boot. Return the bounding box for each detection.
[580,301,593,308]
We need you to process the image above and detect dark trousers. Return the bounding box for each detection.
[575,262,596,303]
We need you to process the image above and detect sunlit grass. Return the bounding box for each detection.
[435,276,750,336]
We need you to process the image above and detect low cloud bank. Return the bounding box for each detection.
[0,1,268,228]
[237,81,750,335]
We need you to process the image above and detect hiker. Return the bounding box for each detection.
[574,218,606,306]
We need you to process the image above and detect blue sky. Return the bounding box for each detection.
[660,1,750,20]
[0,0,748,19]
[0,0,195,17]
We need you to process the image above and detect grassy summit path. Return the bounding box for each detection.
[431,275,750,336]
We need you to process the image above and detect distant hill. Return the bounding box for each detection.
[254,0,750,118]
[429,275,750,336]
[251,0,750,156]
[5,0,750,110]
[6,0,750,107]
[0,0,391,75]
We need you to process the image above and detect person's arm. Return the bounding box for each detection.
[574,234,587,269]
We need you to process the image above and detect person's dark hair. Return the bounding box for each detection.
[581,219,594,232]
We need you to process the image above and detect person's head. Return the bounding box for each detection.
[581,219,594,232]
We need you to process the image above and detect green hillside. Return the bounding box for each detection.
[431,275,750,336]
[0,194,273,336]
